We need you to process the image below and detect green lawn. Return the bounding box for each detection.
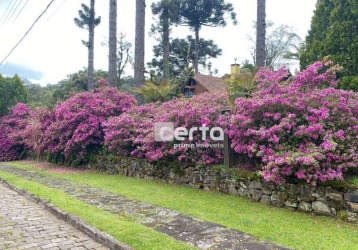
[3,161,358,250]
[0,170,195,250]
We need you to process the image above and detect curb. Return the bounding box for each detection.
[0,178,133,250]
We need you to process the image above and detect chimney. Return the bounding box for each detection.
[231,64,240,78]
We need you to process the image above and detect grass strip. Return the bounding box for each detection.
[7,161,358,250]
[0,170,196,250]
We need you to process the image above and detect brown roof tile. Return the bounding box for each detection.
[192,74,228,94]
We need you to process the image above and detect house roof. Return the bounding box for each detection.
[192,73,228,94]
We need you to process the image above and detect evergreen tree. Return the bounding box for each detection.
[0,74,28,117]
[256,0,266,67]
[109,0,118,87]
[173,0,237,73]
[300,0,334,69]
[134,0,146,90]
[74,1,101,90]
[148,35,222,77]
[301,0,358,90]
[151,0,179,81]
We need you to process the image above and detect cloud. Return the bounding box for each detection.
[1,63,44,80]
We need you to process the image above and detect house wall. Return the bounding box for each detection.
[193,83,207,95]
[89,156,358,225]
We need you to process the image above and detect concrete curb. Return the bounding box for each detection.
[0,178,133,250]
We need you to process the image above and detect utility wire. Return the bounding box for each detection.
[1,62,8,75]
[47,0,67,21]
[6,0,23,24]
[0,0,56,66]
[0,0,14,24]
[1,0,19,27]
[13,0,30,23]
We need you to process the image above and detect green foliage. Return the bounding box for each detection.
[0,74,28,117]
[225,68,259,104]
[25,69,109,109]
[173,0,237,29]
[148,36,222,77]
[74,3,101,47]
[301,0,358,88]
[133,79,178,103]
[339,76,358,92]
[151,0,179,22]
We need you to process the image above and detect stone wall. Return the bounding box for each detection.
[90,156,358,224]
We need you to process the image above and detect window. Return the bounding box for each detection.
[184,88,193,97]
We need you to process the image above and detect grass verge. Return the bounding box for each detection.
[0,170,196,250]
[5,161,358,250]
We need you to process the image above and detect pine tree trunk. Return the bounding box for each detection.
[134,0,146,89]
[88,0,95,91]
[162,3,170,81]
[194,25,200,73]
[256,0,266,67]
[108,0,117,87]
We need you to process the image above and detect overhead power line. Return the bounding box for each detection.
[0,0,56,66]
[13,0,30,23]
[6,0,23,24]
[47,0,67,21]
[1,0,19,27]
[0,0,14,24]
[1,62,8,75]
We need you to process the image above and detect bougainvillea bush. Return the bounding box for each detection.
[0,103,31,161]
[220,60,358,185]
[41,86,136,165]
[104,92,229,165]
[104,103,159,157]
[21,107,55,157]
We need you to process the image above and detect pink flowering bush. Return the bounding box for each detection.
[221,60,358,185]
[21,107,55,157]
[104,103,159,157]
[104,93,229,165]
[0,103,31,161]
[43,86,136,165]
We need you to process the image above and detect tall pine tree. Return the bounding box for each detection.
[301,0,358,82]
[173,0,237,73]
[74,2,101,91]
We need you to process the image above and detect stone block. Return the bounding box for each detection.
[260,195,271,205]
[285,199,298,210]
[298,201,312,213]
[249,180,262,189]
[325,193,343,209]
[249,190,263,202]
[346,201,358,213]
[271,191,286,207]
[312,201,331,215]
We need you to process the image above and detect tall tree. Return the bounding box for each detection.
[74,1,101,91]
[148,35,222,77]
[151,0,179,81]
[248,22,301,69]
[256,0,266,67]
[0,74,28,117]
[173,0,237,73]
[108,0,117,87]
[301,0,358,82]
[300,0,334,70]
[134,0,146,89]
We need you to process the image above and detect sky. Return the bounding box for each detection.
[0,0,317,85]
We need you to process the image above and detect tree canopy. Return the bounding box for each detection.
[172,0,236,72]
[148,35,222,77]
[0,74,28,117]
[300,0,358,80]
